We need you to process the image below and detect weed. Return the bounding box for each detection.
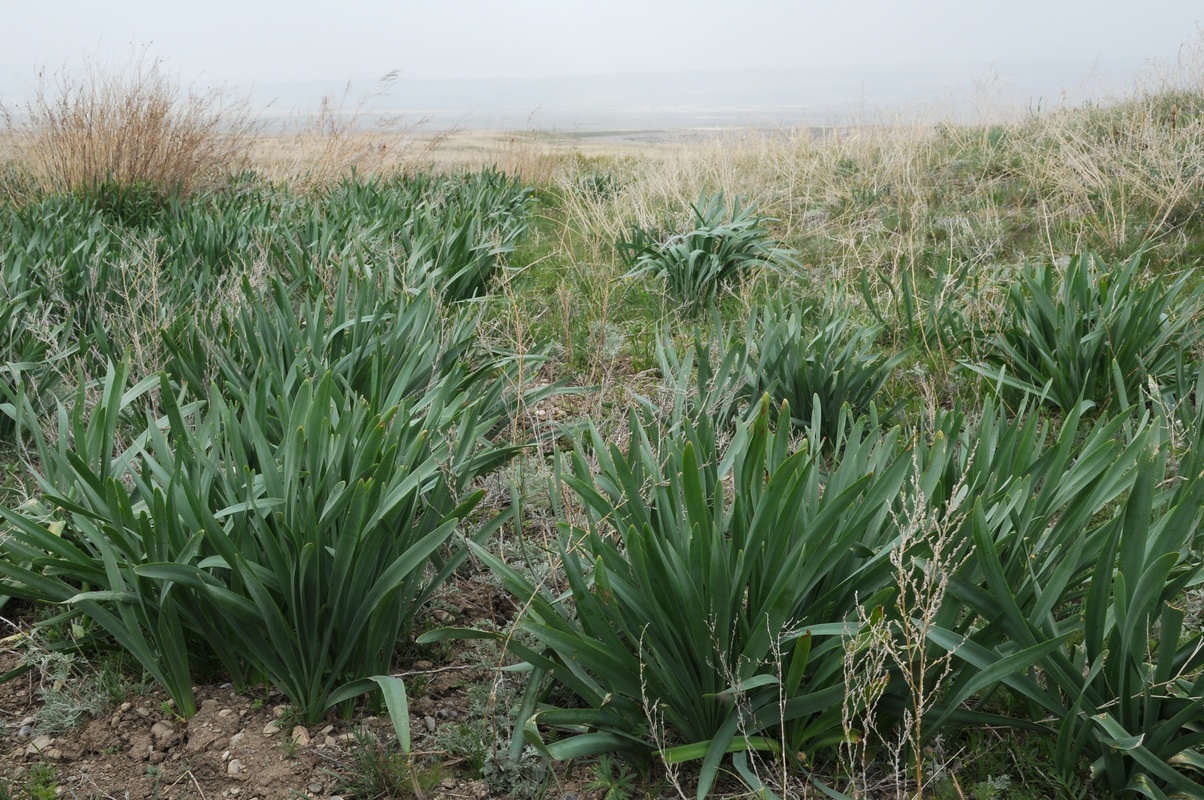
[585,754,640,800]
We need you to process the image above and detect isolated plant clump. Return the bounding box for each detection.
[965,250,1203,413]
[1,55,259,200]
[618,190,798,312]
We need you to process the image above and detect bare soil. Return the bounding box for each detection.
[0,573,577,800]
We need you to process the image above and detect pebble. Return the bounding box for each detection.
[324,736,336,747]
[307,782,324,794]
[227,758,243,776]
[16,725,32,738]
[412,660,433,670]
[119,703,132,713]
[272,705,289,719]
[26,734,53,756]
[229,732,245,747]
[218,709,236,718]
[135,706,151,718]
[441,778,456,789]
[262,720,281,736]
[423,716,436,732]
[320,724,335,736]
[290,726,310,747]
[150,721,176,746]
[19,716,35,727]
[436,708,451,719]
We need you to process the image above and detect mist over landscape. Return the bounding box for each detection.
[240,56,1154,131]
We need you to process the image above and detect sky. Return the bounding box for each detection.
[3,1,1202,124]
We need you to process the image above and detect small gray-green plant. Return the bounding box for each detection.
[618,190,797,312]
[585,754,640,800]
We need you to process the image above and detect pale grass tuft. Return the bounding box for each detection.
[1,54,259,199]
[842,459,972,799]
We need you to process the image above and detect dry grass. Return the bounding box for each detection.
[1,55,260,199]
[252,72,449,190]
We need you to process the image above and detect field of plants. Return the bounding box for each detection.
[2,56,1204,800]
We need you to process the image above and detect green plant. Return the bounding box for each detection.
[429,398,918,799]
[0,349,512,720]
[924,406,1204,797]
[965,251,1203,413]
[619,190,797,312]
[585,754,640,800]
[332,676,444,800]
[754,301,907,443]
[23,763,58,800]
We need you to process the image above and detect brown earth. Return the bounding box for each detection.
[0,573,588,800]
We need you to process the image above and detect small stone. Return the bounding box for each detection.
[290,726,310,747]
[218,709,235,718]
[320,725,334,736]
[329,796,344,800]
[562,794,579,800]
[423,716,436,732]
[151,721,176,746]
[148,751,165,765]
[432,609,452,623]
[412,660,433,670]
[19,716,35,727]
[17,724,32,738]
[441,778,456,789]
[119,703,132,713]
[229,732,244,747]
[135,706,151,718]
[221,750,231,762]
[335,733,355,743]
[262,720,281,736]
[272,705,288,719]
[27,734,53,754]
[227,758,243,775]
[307,782,324,794]
[324,736,336,747]
[436,708,450,719]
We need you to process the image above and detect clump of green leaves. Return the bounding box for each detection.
[966,251,1202,413]
[431,399,913,798]
[0,266,530,721]
[618,190,797,312]
[754,301,906,443]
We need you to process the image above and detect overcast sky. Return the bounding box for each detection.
[3,1,1202,122]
